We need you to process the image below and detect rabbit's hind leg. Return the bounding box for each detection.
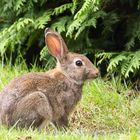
[12,91,52,129]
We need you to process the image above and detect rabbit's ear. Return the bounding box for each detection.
[45,28,68,60]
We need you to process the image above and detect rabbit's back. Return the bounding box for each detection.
[0,72,54,107]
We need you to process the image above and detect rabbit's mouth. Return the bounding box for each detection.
[86,69,99,80]
[86,76,98,81]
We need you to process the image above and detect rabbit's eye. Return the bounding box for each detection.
[75,60,83,66]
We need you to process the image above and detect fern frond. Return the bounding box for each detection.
[67,0,103,38]
[53,3,73,16]
[75,17,97,39]
[2,0,36,16]
[75,11,106,39]
[16,18,34,30]
[2,0,14,12]
[107,53,127,72]
[74,0,100,19]
[97,51,140,78]
[66,14,87,38]
[71,0,78,14]
[121,59,130,76]
[15,0,26,11]
[51,16,71,33]
[124,51,140,77]
[0,18,34,55]
[40,47,56,69]
[125,17,140,50]
[96,52,117,65]
[125,38,135,50]
[34,11,52,29]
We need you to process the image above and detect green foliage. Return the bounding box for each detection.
[97,51,140,78]
[53,3,73,16]
[0,0,140,80]
[40,47,56,69]
[51,16,71,33]
[67,0,105,39]
[0,18,34,55]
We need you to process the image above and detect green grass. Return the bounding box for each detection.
[0,62,140,139]
[0,126,139,140]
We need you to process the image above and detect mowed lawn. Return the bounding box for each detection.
[0,63,140,140]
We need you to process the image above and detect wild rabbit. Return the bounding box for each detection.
[0,28,99,129]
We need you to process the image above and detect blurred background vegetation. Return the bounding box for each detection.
[0,0,140,88]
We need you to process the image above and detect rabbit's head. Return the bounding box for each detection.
[45,28,99,84]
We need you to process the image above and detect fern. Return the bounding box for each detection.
[96,52,117,65]
[1,0,37,16]
[121,59,130,77]
[74,0,100,19]
[75,11,106,39]
[3,0,14,12]
[124,51,140,77]
[97,51,140,78]
[66,14,87,38]
[51,16,71,33]
[71,0,78,14]
[0,18,34,55]
[67,0,103,38]
[40,47,56,69]
[34,11,52,29]
[125,17,140,50]
[74,17,96,39]
[53,3,73,16]
[16,18,34,30]
[107,52,127,72]
[15,0,26,11]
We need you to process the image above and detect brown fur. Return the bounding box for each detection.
[0,28,99,129]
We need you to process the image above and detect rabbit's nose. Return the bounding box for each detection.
[86,68,99,79]
[94,70,100,78]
